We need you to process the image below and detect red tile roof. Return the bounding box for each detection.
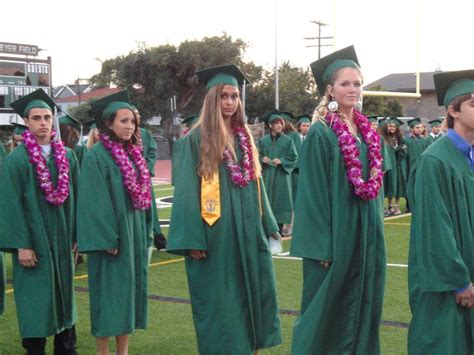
[55,87,121,102]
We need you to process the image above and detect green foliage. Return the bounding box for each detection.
[68,102,92,124]
[363,86,404,117]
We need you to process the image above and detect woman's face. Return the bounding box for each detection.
[328,67,362,110]
[109,109,136,141]
[220,85,239,119]
[388,124,397,134]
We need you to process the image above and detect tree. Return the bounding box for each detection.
[363,86,404,117]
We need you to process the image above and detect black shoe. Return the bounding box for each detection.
[154,233,167,250]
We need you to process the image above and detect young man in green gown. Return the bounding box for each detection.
[0,89,78,354]
[408,69,474,354]
[258,110,298,233]
[427,118,444,144]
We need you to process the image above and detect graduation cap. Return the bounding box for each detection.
[433,69,474,108]
[12,122,27,135]
[310,45,360,96]
[181,114,199,128]
[378,117,388,126]
[428,119,442,127]
[90,90,133,127]
[367,115,378,123]
[387,117,402,127]
[83,119,96,130]
[407,118,422,128]
[262,109,285,126]
[10,89,57,118]
[297,114,311,124]
[58,113,82,131]
[279,111,296,122]
[196,64,250,90]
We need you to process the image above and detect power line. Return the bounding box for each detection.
[304,20,333,59]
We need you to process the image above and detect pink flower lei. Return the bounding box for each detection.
[327,110,383,201]
[22,129,70,206]
[100,133,152,210]
[223,125,256,187]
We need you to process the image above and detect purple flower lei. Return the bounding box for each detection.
[101,133,152,210]
[223,126,256,187]
[327,110,383,201]
[22,129,70,206]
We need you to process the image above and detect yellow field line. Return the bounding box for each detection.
[384,222,411,226]
[4,258,185,294]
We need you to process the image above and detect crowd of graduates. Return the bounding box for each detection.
[0,44,473,355]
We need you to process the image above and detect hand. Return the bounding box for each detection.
[18,249,38,268]
[455,283,474,308]
[72,242,79,264]
[319,260,332,269]
[189,250,207,260]
[107,248,119,256]
[262,156,271,164]
[272,158,281,165]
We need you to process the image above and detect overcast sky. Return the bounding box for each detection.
[4,0,473,87]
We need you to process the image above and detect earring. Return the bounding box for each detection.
[328,100,338,112]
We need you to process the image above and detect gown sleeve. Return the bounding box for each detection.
[279,138,297,174]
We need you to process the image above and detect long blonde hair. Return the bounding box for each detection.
[197,84,261,180]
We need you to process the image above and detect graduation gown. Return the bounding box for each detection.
[407,137,474,354]
[76,142,153,337]
[258,133,298,224]
[73,144,88,166]
[290,121,386,355]
[171,137,184,186]
[287,131,303,206]
[426,133,443,146]
[0,145,78,338]
[395,141,408,198]
[405,136,428,180]
[141,128,162,235]
[167,127,282,354]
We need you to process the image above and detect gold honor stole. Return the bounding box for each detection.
[201,172,262,226]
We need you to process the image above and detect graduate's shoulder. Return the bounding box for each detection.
[417,137,465,173]
[307,120,335,143]
[3,145,29,168]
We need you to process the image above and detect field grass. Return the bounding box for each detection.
[0,185,412,354]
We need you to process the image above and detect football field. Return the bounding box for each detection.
[0,185,412,354]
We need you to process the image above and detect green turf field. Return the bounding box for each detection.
[0,185,412,354]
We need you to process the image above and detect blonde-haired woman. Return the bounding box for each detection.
[168,64,282,354]
[291,46,386,354]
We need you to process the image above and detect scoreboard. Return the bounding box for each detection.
[0,57,52,113]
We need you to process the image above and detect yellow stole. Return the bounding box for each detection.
[201,172,262,226]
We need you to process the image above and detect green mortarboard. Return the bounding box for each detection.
[428,119,442,127]
[12,122,28,135]
[58,113,82,131]
[378,117,388,126]
[181,114,199,128]
[263,109,284,126]
[408,118,422,128]
[387,117,402,127]
[297,114,311,124]
[310,45,360,96]
[10,89,57,118]
[196,64,250,90]
[367,115,378,123]
[433,69,474,108]
[90,90,133,127]
[279,111,296,122]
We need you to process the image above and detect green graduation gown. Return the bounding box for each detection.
[73,144,88,166]
[426,133,443,146]
[167,127,282,354]
[0,144,78,338]
[290,121,386,355]
[171,136,184,186]
[141,128,162,236]
[258,133,298,224]
[76,142,153,337]
[407,137,474,354]
[287,131,303,205]
[405,135,428,181]
[395,141,408,198]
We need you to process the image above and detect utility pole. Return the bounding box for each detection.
[304,20,333,59]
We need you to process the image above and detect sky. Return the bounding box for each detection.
[3,0,473,88]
